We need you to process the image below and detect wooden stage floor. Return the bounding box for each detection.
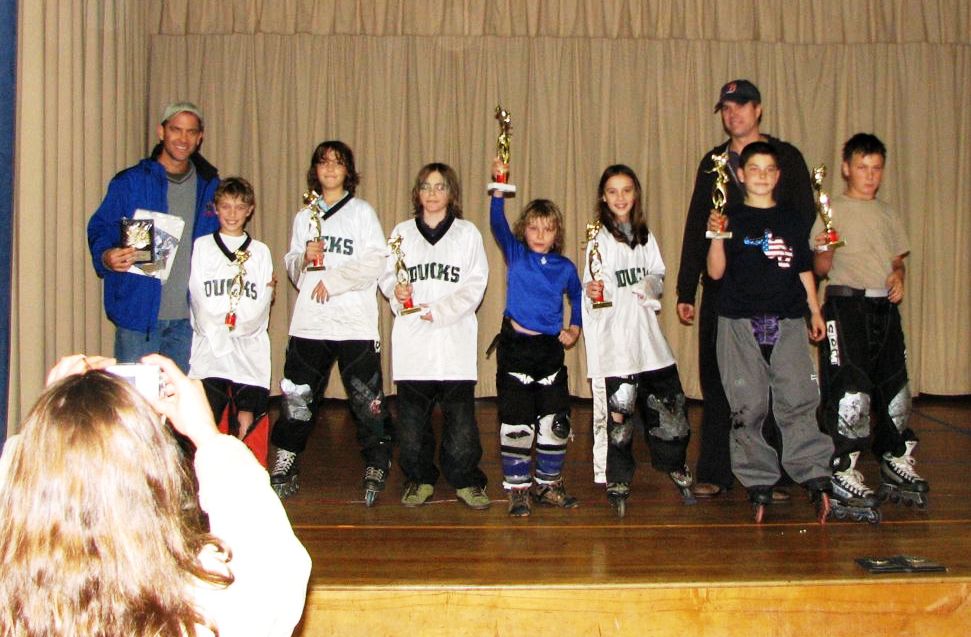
[283,396,971,636]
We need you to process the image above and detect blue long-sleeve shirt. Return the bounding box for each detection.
[490,197,582,336]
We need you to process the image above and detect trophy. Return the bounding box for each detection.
[121,217,155,264]
[388,234,422,315]
[302,190,326,271]
[487,104,517,194]
[705,152,733,239]
[225,249,251,330]
[585,220,612,309]
[811,165,845,251]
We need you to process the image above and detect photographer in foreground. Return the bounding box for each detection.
[0,354,311,636]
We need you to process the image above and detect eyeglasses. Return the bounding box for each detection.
[419,182,448,193]
[317,158,344,168]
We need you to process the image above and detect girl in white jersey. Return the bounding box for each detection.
[582,165,693,517]
[269,141,393,506]
[379,163,490,509]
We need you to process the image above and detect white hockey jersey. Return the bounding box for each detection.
[189,232,273,388]
[582,226,676,378]
[378,216,488,381]
[284,196,387,341]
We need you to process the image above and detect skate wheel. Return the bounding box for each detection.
[867,509,882,524]
[753,503,765,524]
[832,506,847,521]
[365,489,378,507]
[817,493,831,525]
[616,499,627,519]
[681,490,698,506]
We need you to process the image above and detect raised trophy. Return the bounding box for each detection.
[811,165,845,251]
[487,104,517,194]
[225,249,251,330]
[388,234,422,315]
[302,190,326,271]
[586,219,612,309]
[705,151,733,239]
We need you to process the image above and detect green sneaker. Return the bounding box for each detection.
[456,486,491,510]
[401,481,434,507]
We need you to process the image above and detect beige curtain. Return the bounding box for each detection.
[12,0,151,426]
[12,0,971,427]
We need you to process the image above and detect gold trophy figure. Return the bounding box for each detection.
[586,219,613,309]
[388,235,422,315]
[225,249,251,330]
[487,104,518,194]
[303,190,326,271]
[811,165,845,251]
[705,152,733,239]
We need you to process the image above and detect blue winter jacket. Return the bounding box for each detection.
[87,147,220,334]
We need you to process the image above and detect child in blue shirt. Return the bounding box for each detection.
[490,159,583,517]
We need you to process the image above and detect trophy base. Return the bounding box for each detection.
[487,182,517,194]
[306,265,326,272]
[399,305,423,316]
[814,240,846,253]
[592,301,613,310]
[705,230,733,239]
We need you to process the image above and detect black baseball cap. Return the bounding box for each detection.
[713,80,762,112]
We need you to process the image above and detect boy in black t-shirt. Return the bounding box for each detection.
[706,141,834,523]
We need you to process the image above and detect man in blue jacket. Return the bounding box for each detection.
[88,101,220,371]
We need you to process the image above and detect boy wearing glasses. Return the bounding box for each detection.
[270,140,393,506]
[379,163,491,510]
[706,141,834,523]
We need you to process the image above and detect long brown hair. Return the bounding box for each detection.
[596,164,650,246]
[0,371,232,636]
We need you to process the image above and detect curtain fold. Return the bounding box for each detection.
[12,0,971,427]
[150,0,971,44]
[12,0,149,426]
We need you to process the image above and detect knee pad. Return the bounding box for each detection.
[348,373,386,422]
[837,391,871,440]
[280,378,313,422]
[608,416,634,446]
[551,411,571,440]
[500,422,535,452]
[887,385,912,433]
[646,393,689,440]
[607,380,637,416]
[537,412,572,445]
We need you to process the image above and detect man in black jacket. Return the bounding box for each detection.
[676,80,815,498]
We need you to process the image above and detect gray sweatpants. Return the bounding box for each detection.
[717,317,833,488]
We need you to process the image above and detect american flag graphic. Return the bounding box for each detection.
[744,231,793,268]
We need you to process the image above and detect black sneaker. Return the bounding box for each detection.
[507,488,531,517]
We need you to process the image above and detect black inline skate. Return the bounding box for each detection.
[363,460,390,507]
[804,477,833,525]
[668,465,697,505]
[269,448,299,499]
[748,486,774,524]
[606,482,630,518]
[877,441,929,509]
[829,452,881,524]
